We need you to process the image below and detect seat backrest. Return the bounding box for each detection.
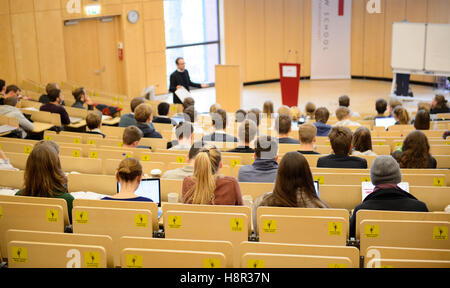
[366,258,450,268]
[355,210,450,240]
[0,141,35,154]
[6,229,114,268]
[7,241,106,268]
[238,242,359,269]
[120,237,233,268]
[163,203,252,235]
[0,202,64,259]
[241,252,352,268]
[121,248,226,268]
[160,179,183,202]
[258,215,347,246]
[72,206,153,266]
[359,219,449,256]
[238,182,275,200]
[87,148,133,160]
[67,173,116,195]
[0,169,24,189]
[60,156,103,174]
[364,246,450,268]
[74,199,159,231]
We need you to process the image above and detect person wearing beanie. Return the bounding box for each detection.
[349,156,428,238]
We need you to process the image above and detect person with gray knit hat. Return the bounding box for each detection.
[349,156,428,238]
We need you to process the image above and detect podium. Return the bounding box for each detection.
[215,65,243,112]
[279,63,301,107]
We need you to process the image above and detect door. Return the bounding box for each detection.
[64,17,125,94]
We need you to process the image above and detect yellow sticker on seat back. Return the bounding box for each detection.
[135,214,148,228]
[11,247,28,263]
[46,209,59,223]
[89,151,98,159]
[168,216,182,229]
[72,150,81,158]
[433,177,444,187]
[328,222,342,236]
[329,263,347,268]
[84,252,101,268]
[176,156,186,164]
[126,254,143,268]
[230,218,244,232]
[141,155,150,162]
[433,226,448,240]
[365,225,379,238]
[75,211,88,224]
[0,205,3,219]
[247,259,265,268]
[262,220,277,233]
[231,159,240,168]
[204,258,221,268]
[314,176,324,184]
[24,146,32,154]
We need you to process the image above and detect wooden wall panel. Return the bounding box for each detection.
[363,0,386,78]
[0,16,17,84]
[302,0,311,77]
[383,0,406,79]
[351,0,365,76]
[264,0,284,79]
[283,0,304,67]
[223,0,246,79]
[245,0,265,82]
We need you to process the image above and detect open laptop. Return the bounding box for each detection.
[375,117,396,130]
[117,178,162,217]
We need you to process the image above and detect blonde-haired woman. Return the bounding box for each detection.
[182,145,243,205]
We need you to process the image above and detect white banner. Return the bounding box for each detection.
[311,0,352,79]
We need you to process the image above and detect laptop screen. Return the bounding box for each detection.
[375,117,396,129]
[314,181,320,197]
[117,178,161,207]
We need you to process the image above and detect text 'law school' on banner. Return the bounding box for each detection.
[311,0,352,80]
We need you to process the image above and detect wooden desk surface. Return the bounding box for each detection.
[67,120,87,129]
[102,117,120,126]
[32,122,55,133]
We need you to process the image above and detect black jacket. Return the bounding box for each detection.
[349,187,428,238]
[169,70,201,104]
[85,131,106,139]
[202,132,238,143]
[317,154,367,169]
[152,116,176,126]
[228,146,255,153]
[136,122,162,139]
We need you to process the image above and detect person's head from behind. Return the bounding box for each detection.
[183,105,196,123]
[46,83,59,95]
[48,89,62,104]
[414,110,430,130]
[86,111,102,131]
[211,108,228,131]
[393,106,410,125]
[130,97,146,113]
[35,140,60,155]
[432,94,448,109]
[183,145,222,205]
[255,135,278,161]
[389,99,402,114]
[176,57,185,71]
[5,85,21,98]
[175,122,194,143]
[275,114,293,137]
[305,102,316,119]
[399,130,431,168]
[272,152,324,207]
[263,101,274,118]
[339,95,350,108]
[290,107,301,122]
[235,109,247,123]
[370,156,402,187]
[247,108,261,127]
[329,126,353,156]
[157,102,170,117]
[187,141,205,163]
[123,126,143,148]
[4,97,18,107]
[23,144,66,197]
[116,158,143,192]
[277,105,290,116]
[335,107,351,121]
[0,79,6,94]
[352,127,372,153]
[72,87,86,103]
[315,107,330,124]
[417,102,431,113]
[376,99,387,115]
[298,123,317,146]
[238,119,257,145]
[209,103,221,115]
[134,103,153,123]
[183,97,195,111]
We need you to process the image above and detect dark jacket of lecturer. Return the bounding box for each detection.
[169,70,201,104]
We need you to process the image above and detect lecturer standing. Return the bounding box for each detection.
[169,57,209,104]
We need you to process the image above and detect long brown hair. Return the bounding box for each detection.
[260,152,328,208]
[399,131,431,168]
[23,144,67,197]
[352,127,373,153]
[183,145,222,205]
[263,101,274,118]
[393,107,410,125]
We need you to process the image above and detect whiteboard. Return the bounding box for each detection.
[425,24,450,74]
[391,23,426,71]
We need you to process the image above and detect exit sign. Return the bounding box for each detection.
[85,5,101,16]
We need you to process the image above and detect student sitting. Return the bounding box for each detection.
[430,94,450,114]
[0,97,34,138]
[228,119,257,153]
[304,102,316,121]
[388,99,402,117]
[39,83,59,105]
[0,149,18,171]
[334,107,361,127]
[202,109,238,143]
[15,143,74,223]
[351,127,377,156]
[40,89,71,126]
[85,111,105,138]
[313,107,332,137]
[235,109,247,123]
[134,103,163,139]
[317,126,368,169]
[162,142,204,180]
[252,151,329,233]
[392,130,437,169]
[153,102,177,125]
[102,158,153,202]
[170,122,194,151]
[0,79,5,100]
[289,106,301,124]
[275,114,300,144]
[297,123,320,155]
[122,126,151,150]
[238,136,279,183]
[364,99,388,120]
[247,108,261,128]
[339,95,360,117]
[119,97,146,127]
[71,87,94,110]
[414,109,430,130]
[263,100,274,119]
[349,155,428,238]
[182,145,243,206]
[392,106,410,125]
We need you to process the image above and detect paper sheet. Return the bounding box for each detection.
[174,86,192,102]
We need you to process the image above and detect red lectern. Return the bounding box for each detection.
[279,63,301,107]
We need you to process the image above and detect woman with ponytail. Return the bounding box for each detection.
[182,145,243,205]
[392,106,410,125]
